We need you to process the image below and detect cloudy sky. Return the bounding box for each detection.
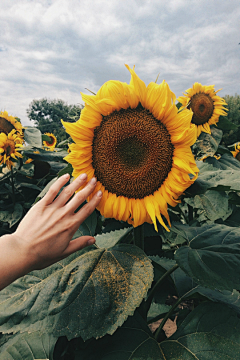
[1,0,239,126]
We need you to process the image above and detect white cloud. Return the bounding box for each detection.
[0,0,239,125]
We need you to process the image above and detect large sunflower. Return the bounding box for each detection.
[0,111,23,139]
[0,130,23,169]
[43,132,57,150]
[178,83,228,137]
[231,143,240,161]
[62,65,198,231]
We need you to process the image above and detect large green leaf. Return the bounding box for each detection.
[64,302,240,360]
[199,168,240,191]
[174,224,240,291]
[68,311,163,360]
[191,190,231,221]
[165,302,240,359]
[95,228,133,248]
[0,244,153,341]
[0,332,56,360]
[23,127,42,147]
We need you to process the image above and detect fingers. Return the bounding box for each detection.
[72,190,103,224]
[66,177,100,213]
[61,236,95,257]
[53,173,88,207]
[41,174,70,205]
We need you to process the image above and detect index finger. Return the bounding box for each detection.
[41,174,70,205]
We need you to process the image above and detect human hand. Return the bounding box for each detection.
[12,173,102,271]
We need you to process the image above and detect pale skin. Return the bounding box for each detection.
[0,173,102,291]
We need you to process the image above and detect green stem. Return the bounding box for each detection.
[188,204,193,223]
[145,264,179,311]
[133,224,144,250]
[10,167,15,207]
[154,295,183,342]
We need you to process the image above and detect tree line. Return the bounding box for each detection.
[26,94,240,146]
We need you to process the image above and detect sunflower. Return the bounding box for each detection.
[43,132,57,149]
[0,111,23,138]
[178,83,228,137]
[231,143,240,161]
[62,65,198,231]
[200,154,220,161]
[0,130,23,169]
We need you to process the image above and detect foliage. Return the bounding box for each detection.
[221,93,240,145]
[27,98,83,143]
[2,117,240,359]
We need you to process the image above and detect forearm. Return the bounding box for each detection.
[0,234,32,291]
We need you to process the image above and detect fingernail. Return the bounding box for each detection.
[90,177,97,185]
[87,238,95,246]
[79,173,87,180]
[97,190,102,197]
[63,173,70,179]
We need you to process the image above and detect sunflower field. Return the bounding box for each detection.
[1,66,240,359]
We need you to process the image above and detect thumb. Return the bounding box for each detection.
[62,236,96,257]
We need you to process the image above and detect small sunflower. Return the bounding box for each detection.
[178,83,228,137]
[43,132,57,150]
[0,111,23,139]
[62,65,198,231]
[200,154,220,161]
[231,143,240,161]
[0,130,23,169]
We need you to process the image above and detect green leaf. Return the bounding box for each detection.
[192,126,222,159]
[69,311,163,359]
[23,127,42,147]
[199,168,240,192]
[0,244,153,341]
[174,224,240,291]
[205,153,240,170]
[24,150,68,162]
[57,163,73,177]
[164,302,240,359]
[0,204,23,227]
[78,209,97,236]
[217,115,238,130]
[42,134,52,142]
[0,331,57,360]
[95,228,133,248]
[193,190,231,221]
[186,287,240,315]
[147,302,171,323]
[35,177,58,202]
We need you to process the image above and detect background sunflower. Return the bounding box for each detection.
[178,83,228,137]
[62,65,199,231]
[231,142,240,161]
[0,111,23,140]
[42,132,57,150]
[0,130,23,169]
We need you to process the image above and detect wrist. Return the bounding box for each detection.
[0,233,34,290]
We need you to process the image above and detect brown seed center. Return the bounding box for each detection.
[236,152,240,161]
[0,117,15,135]
[92,106,174,199]
[189,93,214,125]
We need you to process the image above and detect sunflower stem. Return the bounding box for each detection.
[10,166,16,207]
[154,295,183,342]
[144,264,179,313]
[133,225,145,250]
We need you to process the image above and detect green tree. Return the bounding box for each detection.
[27,98,83,143]
[221,94,240,146]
